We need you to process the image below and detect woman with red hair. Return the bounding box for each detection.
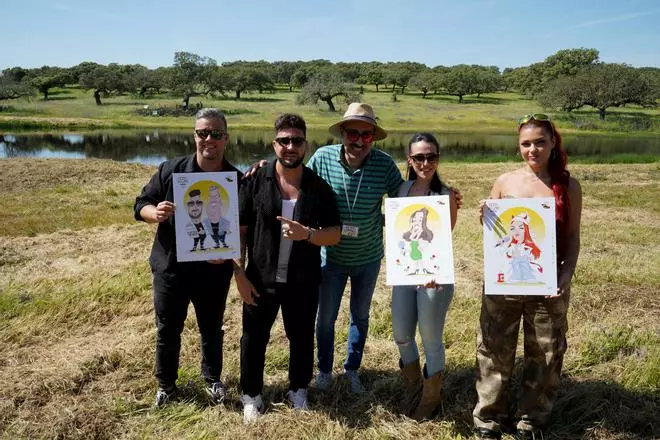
[473,115,582,440]
[500,212,542,282]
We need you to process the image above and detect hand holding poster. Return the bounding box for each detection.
[173,172,240,262]
[483,197,557,295]
[385,195,455,286]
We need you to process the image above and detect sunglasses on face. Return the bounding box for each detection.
[275,136,306,148]
[518,113,551,126]
[343,129,375,144]
[195,129,226,140]
[410,153,439,164]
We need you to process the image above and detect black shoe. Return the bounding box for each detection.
[475,427,502,440]
[154,385,177,408]
[515,428,542,440]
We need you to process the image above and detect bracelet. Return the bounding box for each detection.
[305,228,313,241]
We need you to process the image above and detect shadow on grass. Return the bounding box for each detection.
[217,96,286,103]
[142,365,659,439]
[418,95,509,105]
[43,96,77,101]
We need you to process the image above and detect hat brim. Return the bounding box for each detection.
[329,118,388,141]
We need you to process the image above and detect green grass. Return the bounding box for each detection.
[2,86,659,135]
[0,159,658,439]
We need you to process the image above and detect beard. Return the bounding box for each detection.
[277,155,304,169]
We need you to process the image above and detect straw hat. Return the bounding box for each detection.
[328,103,387,141]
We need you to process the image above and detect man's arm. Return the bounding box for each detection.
[276,217,340,246]
[135,162,169,222]
[140,202,175,223]
[233,225,260,306]
[385,157,405,198]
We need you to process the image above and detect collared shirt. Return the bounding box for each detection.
[307,144,403,266]
[239,161,340,290]
[134,153,243,278]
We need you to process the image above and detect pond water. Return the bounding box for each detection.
[0,130,657,169]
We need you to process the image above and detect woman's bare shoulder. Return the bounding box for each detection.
[494,168,525,186]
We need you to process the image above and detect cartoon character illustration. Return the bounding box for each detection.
[186,189,207,251]
[207,185,229,248]
[401,208,437,275]
[496,212,542,282]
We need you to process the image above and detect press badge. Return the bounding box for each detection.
[341,222,360,238]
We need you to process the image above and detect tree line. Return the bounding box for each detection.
[1,48,658,119]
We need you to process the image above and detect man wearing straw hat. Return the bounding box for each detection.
[308,102,404,393]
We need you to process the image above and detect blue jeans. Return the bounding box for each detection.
[391,284,454,376]
[316,259,381,373]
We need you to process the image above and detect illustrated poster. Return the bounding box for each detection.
[483,197,557,295]
[385,195,454,286]
[173,172,240,262]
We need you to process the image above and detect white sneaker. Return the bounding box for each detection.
[286,388,309,410]
[343,369,365,394]
[315,371,333,391]
[241,394,264,424]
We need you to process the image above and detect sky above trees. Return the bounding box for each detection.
[2,0,659,70]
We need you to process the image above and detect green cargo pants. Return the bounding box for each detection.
[473,290,569,432]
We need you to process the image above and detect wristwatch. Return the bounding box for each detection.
[305,228,313,241]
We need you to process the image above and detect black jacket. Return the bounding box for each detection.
[239,162,340,291]
[134,153,243,279]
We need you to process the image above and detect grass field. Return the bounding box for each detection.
[0,158,658,439]
[2,86,659,136]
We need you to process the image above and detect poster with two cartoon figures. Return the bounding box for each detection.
[385,195,455,286]
[483,197,557,295]
[173,172,240,262]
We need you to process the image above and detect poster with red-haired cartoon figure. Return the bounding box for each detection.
[483,198,557,295]
[172,172,240,262]
[384,195,454,286]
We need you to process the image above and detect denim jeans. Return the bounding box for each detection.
[391,283,454,376]
[316,259,381,373]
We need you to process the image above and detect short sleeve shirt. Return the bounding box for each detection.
[307,144,403,266]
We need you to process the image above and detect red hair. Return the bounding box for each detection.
[519,120,570,224]
[512,221,541,260]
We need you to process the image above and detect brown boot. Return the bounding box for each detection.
[412,365,443,420]
[399,358,422,416]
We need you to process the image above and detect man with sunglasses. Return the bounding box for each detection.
[134,108,242,408]
[233,113,341,422]
[308,103,405,394]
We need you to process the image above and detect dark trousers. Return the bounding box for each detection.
[153,271,231,389]
[240,282,319,397]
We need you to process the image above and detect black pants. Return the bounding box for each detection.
[240,282,319,397]
[153,270,231,389]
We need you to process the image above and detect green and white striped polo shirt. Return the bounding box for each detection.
[307,144,404,266]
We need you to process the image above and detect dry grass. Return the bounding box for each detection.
[0,158,658,439]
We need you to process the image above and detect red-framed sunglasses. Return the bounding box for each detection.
[343,129,375,144]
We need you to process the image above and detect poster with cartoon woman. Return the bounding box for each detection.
[483,197,557,295]
[172,172,240,262]
[384,195,454,286]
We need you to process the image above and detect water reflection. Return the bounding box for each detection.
[0,130,657,167]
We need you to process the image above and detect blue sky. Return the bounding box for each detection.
[2,0,659,71]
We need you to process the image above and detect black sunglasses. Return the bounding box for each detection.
[275,136,306,148]
[195,129,226,140]
[410,153,439,164]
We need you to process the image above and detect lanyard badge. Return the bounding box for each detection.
[341,170,364,239]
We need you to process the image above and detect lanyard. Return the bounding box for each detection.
[342,169,364,221]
